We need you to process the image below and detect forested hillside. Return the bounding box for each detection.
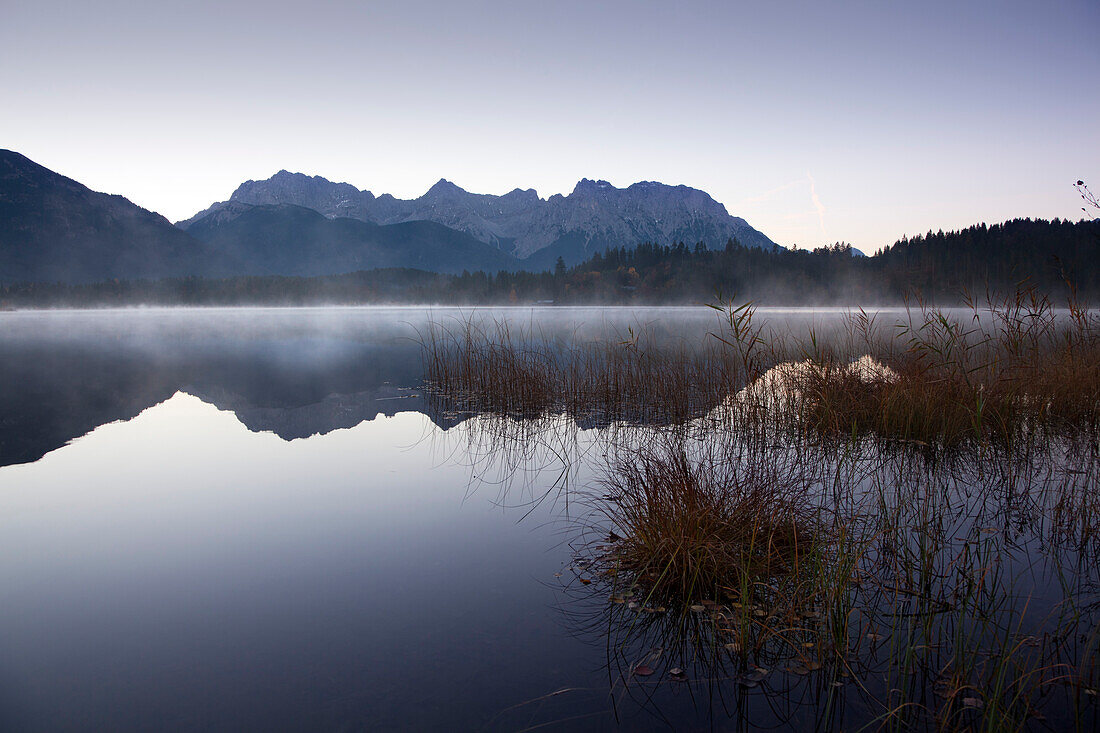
[3,218,1096,307]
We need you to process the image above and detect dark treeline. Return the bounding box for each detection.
[2,218,1096,308]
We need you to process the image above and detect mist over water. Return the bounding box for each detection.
[0,305,893,466]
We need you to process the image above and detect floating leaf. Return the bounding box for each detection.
[579,578,591,585]
[633,664,654,677]
[788,664,809,675]
[724,642,742,653]
[962,697,984,709]
[806,661,822,671]
[669,667,687,681]
[744,668,768,683]
[690,604,705,613]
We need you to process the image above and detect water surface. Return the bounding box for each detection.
[0,306,1094,731]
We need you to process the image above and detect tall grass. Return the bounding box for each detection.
[423,288,1100,449]
[421,314,753,426]
[832,289,1098,447]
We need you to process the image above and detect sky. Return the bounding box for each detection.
[2,0,1098,252]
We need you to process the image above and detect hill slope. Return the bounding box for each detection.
[181,202,519,276]
[0,149,230,283]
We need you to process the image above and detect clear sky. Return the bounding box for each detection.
[2,0,1098,251]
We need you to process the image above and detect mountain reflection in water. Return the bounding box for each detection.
[0,392,618,731]
[0,306,739,467]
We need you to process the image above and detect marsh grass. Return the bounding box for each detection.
[796,289,1100,449]
[422,288,1099,452]
[424,289,1099,729]
[421,315,753,427]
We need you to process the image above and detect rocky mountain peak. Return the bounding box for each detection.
[571,178,615,195]
[227,170,376,221]
[501,187,540,203]
[422,178,466,198]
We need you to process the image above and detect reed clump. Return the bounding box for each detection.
[597,441,823,604]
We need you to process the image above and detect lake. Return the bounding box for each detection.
[0,307,1096,731]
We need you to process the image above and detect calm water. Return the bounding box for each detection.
[0,307,782,731]
[0,307,1094,731]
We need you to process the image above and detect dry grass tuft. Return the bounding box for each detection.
[597,441,822,603]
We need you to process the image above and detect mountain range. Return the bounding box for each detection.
[0,329,453,467]
[0,149,778,284]
[184,170,778,267]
